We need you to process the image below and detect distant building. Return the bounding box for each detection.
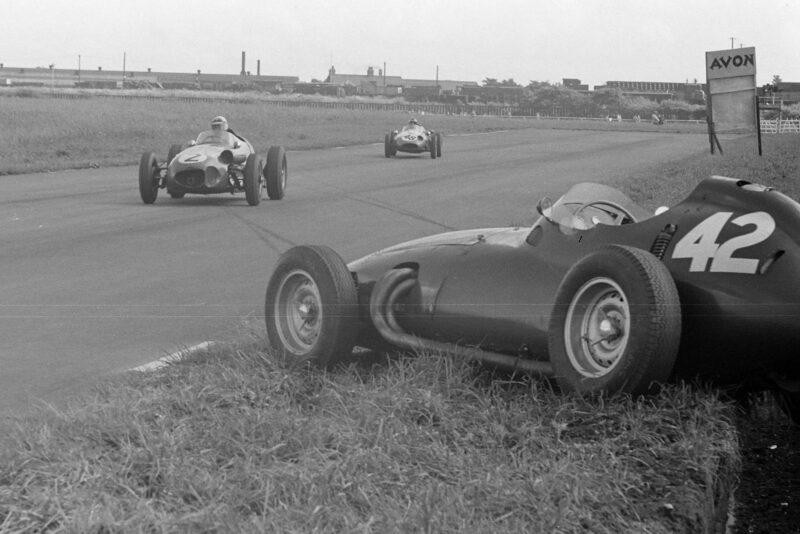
[562,78,589,91]
[769,82,800,104]
[323,65,478,98]
[595,80,706,104]
[0,65,298,92]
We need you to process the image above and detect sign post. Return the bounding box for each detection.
[704,47,757,153]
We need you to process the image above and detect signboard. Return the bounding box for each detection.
[705,47,757,135]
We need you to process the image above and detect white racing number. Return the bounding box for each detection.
[671,211,775,273]
[180,153,205,163]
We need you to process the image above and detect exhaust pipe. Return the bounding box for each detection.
[369,268,554,377]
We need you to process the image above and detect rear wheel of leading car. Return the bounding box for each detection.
[265,146,287,200]
[436,132,442,157]
[548,245,681,395]
[265,245,359,367]
[138,151,159,204]
[429,132,437,159]
[167,143,182,165]
[244,153,265,206]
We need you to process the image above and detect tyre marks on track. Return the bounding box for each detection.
[341,192,457,232]
[222,206,297,252]
[304,179,457,232]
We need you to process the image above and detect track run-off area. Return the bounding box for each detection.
[0,127,708,417]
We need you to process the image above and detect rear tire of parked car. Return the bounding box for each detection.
[168,191,185,199]
[265,146,287,200]
[436,132,442,157]
[138,151,159,204]
[167,143,182,165]
[548,245,681,395]
[265,245,359,368]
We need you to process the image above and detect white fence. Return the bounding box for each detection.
[760,119,800,133]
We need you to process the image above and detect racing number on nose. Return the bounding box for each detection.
[671,211,775,273]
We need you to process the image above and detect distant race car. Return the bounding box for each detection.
[264,176,800,421]
[384,119,442,159]
[139,127,287,206]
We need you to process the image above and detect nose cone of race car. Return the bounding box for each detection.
[169,149,208,173]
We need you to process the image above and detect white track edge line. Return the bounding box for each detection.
[130,341,213,372]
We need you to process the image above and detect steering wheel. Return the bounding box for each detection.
[574,200,638,226]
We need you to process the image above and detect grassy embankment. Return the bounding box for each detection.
[0,88,704,175]
[2,92,798,532]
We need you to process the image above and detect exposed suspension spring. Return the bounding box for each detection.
[650,224,677,260]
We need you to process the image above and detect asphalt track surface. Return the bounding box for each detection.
[0,127,709,417]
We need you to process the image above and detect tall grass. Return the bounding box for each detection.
[0,94,526,175]
[0,327,738,533]
[0,91,705,175]
[616,134,800,209]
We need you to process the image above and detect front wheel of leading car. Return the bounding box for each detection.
[436,132,442,158]
[138,151,159,204]
[265,245,359,367]
[244,153,265,206]
[548,245,681,395]
[384,133,392,158]
[265,145,287,200]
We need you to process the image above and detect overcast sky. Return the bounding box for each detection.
[2,0,797,87]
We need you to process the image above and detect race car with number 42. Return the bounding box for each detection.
[139,119,287,206]
[264,175,800,422]
[384,119,442,159]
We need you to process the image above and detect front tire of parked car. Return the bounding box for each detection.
[138,151,159,204]
[168,191,185,199]
[244,153,265,206]
[265,145,287,200]
[265,245,359,368]
[548,245,681,395]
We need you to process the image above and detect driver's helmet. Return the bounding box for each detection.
[211,116,228,131]
[408,118,419,125]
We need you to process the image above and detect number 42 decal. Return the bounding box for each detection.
[671,211,775,274]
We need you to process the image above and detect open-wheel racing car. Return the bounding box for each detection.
[264,176,800,422]
[139,117,287,206]
[384,119,442,159]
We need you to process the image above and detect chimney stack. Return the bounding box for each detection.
[257,60,261,76]
[241,51,246,75]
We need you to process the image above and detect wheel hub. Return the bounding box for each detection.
[565,278,630,377]
[274,270,322,355]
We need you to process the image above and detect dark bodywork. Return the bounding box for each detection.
[347,176,800,388]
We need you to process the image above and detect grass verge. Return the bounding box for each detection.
[0,326,738,533]
[0,90,704,175]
